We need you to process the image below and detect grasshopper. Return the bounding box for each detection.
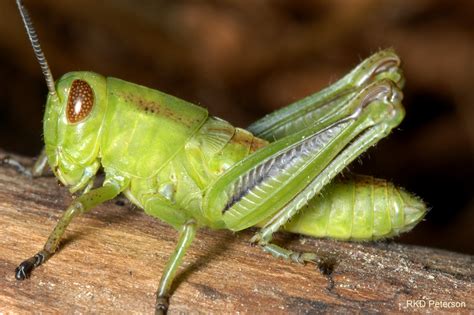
[11,1,426,313]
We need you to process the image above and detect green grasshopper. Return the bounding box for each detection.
[12,1,426,313]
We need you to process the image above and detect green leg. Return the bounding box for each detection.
[246,50,406,260]
[261,243,318,264]
[15,181,122,280]
[249,120,394,259]
[205,79,404,230]
[155,221,197,315]
[31,147,49,177]
[248,49,404,141]
[1,147,49,178]
[205,79,404,263]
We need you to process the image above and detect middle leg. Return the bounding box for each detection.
[155,220,197,315]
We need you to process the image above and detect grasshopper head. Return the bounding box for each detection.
[16,2,108,192]
[44,72,108,192]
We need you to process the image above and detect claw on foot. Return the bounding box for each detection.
[14,251,49,280]
[155,296,169,315]
[258,242,319,265]
[249,233,262,245]
[290,252,318,264]
[1,156,32,178]
[15,258,36,280]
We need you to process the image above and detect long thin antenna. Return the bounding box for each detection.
[16,0,56,96]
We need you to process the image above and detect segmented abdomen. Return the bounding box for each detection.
[282,175,427,241]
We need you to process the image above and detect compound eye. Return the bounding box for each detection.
[66,80,94,123]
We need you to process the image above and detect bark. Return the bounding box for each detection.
[0,152,472,314]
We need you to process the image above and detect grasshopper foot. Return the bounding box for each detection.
[290,251,318,264]
[155,295,169,315]
[262,243,319,264]
[15,250,50,280]
[251,233,319,264]
[1,148,50,178]
[1,156,33,178]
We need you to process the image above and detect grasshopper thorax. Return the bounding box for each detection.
[44,72,107,192]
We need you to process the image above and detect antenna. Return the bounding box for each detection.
[16,0,57,96]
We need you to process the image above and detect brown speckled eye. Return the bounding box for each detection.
[66,80,94,123]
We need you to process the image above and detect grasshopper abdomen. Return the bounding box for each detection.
[283,175,427,241]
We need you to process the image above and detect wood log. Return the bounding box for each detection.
[0,151,472,314]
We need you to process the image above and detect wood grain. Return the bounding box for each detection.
[0,152,472,314]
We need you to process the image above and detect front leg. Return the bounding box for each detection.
[205,79,404,261]
[15,180,123,280]
[1,147,49,178]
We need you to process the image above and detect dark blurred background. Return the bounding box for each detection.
[0,1,472,254]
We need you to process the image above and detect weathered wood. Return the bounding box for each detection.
[0,152,472,314]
